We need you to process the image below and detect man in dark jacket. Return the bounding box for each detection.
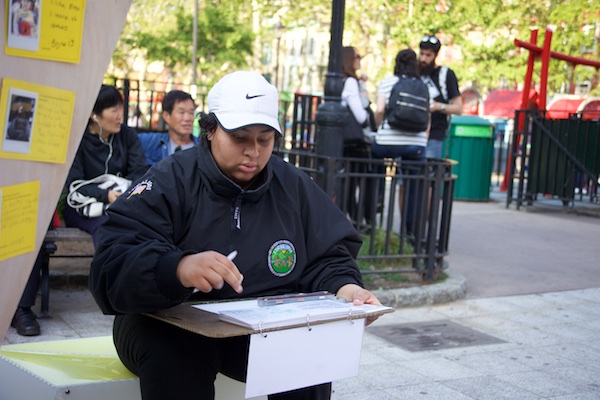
[90,71,382,400]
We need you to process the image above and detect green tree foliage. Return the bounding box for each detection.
[141,6,253,84]
[547,0,600,95]
[343,0,598,96]
[444,0,537,93]
[257,0,332,28]
[114,0,598,97]
[115,0,254,87]
[343,0,456,92]
[111,0,182,75]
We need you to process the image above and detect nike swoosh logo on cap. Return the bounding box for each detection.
[246,94,265,99]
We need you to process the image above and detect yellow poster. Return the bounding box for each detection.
[5,0,86,64]
[0,78,75,164]
[0,181,39,262]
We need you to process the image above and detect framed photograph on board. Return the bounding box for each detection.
[3,89,38,155]
[7,0,42,52]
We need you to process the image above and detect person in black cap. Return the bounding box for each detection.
[419,34,463,159]
[90,70,383,400]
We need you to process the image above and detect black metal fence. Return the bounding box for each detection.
[289,93,322,151]
[277,94,457,283]
[103,77,208,132]
[507,110,599,209]
[277,150,456,283]
[491,119,512,187]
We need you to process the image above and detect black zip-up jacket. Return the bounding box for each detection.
[66,125,148,203]
[90,140,364,315]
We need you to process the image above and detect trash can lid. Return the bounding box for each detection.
[450,115,494,126]
[449,115,494,138]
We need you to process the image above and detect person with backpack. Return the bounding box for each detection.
[419,34,462,159]
[372,48,430,238]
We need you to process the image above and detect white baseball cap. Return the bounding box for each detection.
[208,71,281,135]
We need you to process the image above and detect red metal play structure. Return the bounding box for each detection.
[500,28,600,191]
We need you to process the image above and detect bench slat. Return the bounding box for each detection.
[40,228,94,316]
[45,228,93,242]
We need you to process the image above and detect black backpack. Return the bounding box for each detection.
[385,75,430,132]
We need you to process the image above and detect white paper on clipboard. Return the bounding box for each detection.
[245,318,365,398]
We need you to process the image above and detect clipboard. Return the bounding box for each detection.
[146,300,394,338]
[147,303,256,338]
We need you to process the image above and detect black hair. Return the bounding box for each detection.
[393,49,419,77]
[419,34,442,54]
[162,90,195,114]
[198,112,219,141]
[92,85,123,115]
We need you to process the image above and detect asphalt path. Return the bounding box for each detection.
[445,192,600,299]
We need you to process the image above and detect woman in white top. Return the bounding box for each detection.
[341,47,371,134]
[341,46,376,226]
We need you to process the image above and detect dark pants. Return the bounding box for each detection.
[371,143,426,236]
[343,140,375,226]
[114,314,332,400]
[18,251,41,308]
[63,205,108,246]
[18,215,56,311]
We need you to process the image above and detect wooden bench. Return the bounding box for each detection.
[40,228,95,316]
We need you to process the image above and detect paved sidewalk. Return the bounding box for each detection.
[446,189,600,300]
[4,285,600,399]
[334,287,600,399]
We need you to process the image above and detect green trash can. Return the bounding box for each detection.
[443,115,494,201]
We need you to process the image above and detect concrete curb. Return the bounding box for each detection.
[372,269,467,308]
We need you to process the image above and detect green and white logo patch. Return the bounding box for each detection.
[268,240,296,277]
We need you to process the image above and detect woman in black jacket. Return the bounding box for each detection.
[90,71,382,400]
[64,85,148,244]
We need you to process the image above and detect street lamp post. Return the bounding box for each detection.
[192,0,198,86]
[315,0,347,193]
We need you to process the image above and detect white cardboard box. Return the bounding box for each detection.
[0,336,141,400]
[0,336,264,400]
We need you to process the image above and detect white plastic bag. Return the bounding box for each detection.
[67,174,131,218]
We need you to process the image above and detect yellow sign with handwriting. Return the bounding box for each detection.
[5,0,86,64]
[0,78,75,164]
[0,181,39,262]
